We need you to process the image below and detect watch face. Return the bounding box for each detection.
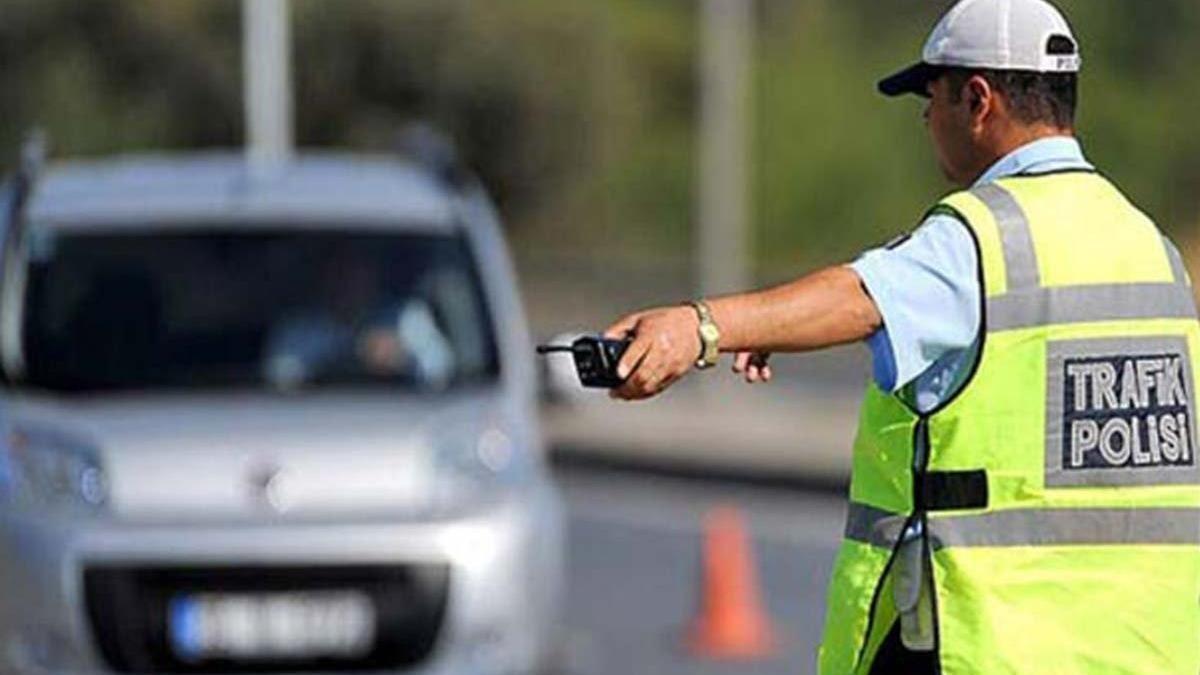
[700,324,720,341]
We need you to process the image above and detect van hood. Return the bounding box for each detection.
[3,390,526,521]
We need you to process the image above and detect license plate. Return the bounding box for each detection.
[168,590,376,662]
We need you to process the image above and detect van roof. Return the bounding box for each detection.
[27,151,460,233]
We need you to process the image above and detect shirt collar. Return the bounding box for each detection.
[972,136,1093,188]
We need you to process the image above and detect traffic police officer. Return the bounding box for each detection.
[604,0,1200,672]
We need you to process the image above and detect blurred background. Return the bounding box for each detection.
[0,1,1196,674]
[6,0,1199,295]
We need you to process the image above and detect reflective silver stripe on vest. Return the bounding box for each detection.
[1163,235,1192,286]
[969,184,1199,331]
[988,282,1199,331]
[972,183,1040,291]
[929,507,1200,548]
[844,501,908,549]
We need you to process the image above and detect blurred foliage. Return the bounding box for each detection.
[0,0,1197,279]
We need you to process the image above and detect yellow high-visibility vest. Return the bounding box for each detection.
[818,171,1200,674]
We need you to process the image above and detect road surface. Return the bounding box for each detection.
[556,461,847,675]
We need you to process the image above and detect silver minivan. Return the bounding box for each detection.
[0,151,564,674]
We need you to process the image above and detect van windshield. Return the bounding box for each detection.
[19,227,500,393]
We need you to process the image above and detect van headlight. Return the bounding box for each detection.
[431,427,535,511]
[0,428,108,514]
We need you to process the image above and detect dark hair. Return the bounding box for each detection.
[943,68,1078,129]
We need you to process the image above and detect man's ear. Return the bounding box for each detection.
[965,74,994,129]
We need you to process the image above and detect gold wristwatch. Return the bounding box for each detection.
[688,300,721,370]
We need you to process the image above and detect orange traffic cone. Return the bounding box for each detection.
[685,505,777,659]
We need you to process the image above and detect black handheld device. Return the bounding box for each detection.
[537,335,631,389]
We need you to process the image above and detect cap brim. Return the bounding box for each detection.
[877,62,941,98]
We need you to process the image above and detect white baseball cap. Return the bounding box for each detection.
[878,0,1081,98]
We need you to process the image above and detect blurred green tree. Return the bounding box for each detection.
[0,0,1195,277]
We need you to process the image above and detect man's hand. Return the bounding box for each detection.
[603,306,700,400]
[732,351,772,383]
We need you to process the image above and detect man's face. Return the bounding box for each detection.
[924,75,977,186]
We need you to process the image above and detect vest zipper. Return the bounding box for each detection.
[916,418,944,674]
[924,509,944,675]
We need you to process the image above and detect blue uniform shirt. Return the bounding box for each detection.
[850,137,1094,412]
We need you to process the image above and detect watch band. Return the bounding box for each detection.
[688,300,721,370]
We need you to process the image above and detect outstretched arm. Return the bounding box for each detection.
[603,265,882,400]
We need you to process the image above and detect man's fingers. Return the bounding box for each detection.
[611,339,655,399]
[743,361,775,383]
[746,365,761,384]
[610,373,643,400]
[616,335,652,380]
[611,374,655,401]
[604,313,641,340]
[733,351,772,384]
[609,384,636,400]
[632,365,677,400]
[611,359,680,401]
[653,371,683,396]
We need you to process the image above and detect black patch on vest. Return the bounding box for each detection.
[1046,337,1200,487]
[921,470,989,511]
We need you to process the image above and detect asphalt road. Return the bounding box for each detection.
[554,462,848,675]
